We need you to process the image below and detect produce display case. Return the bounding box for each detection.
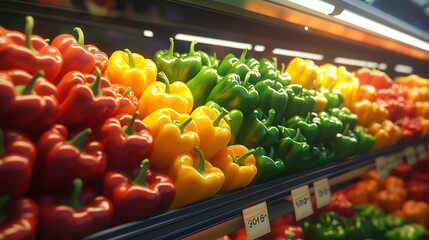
[1,0,429,239]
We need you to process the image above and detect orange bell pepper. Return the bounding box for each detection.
[138,71,193,119]
[353,99,388,127]
[416,101,429,118]
[286,57,318,90]
[408,87,429,102]
[417,116,429,136]
[358,84,377,102]
[402,200,429,226]
[191,106,231,159]
[210,145,257,193]
[394,74,429,88]
[376,189,404,213]
[368,120,402,150]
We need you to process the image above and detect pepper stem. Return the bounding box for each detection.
[16,70,44,95]
[188,40,197,56]
[24,16,38,53]
[0,129,4,156]
[194,147,207,174]
[273,57,278,69]
[86,67,102,96]
[328,81,336,92]
[297,87,302,97]
[274,70,279,86]
[343,123,350,135]
[233,149,255,166]
[125,49,137,69]
[281,63,286,74]
[0,195,11,225]
[174,116,193,134]
[313,80,318,95]
[73,27,84,46]
[66,128,91,152]
[167,37,174,57]
[123,111,139,137]
[61,179,84,211]
[212,108,228,127]
[239,48,247,63]
[123,86,131,97]
[158,71,171,94]
[293,128,301,141]
[242,71,251,87]
[211,52,218,68]
[130,159,149,186]
[262,109,276,126]
[304,112,311,122]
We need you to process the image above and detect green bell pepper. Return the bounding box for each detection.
[354,204,385,219]
[314,111,343,145]
[259,57,291,86]
[284,84,316,119]
[353,126,376,155]
[254,78,288,126]
[384,223,426,240]
[217,48,260,84]
[284,112,320,145]
[275,127,310,174]
[209,52,219,68]
[346,216,375,240]
[250,146,285,184]
[206,73,259,114]
[153,38,202,83]
[302,212,347,240]
[299,146,329,172]
[206,101,243,145]
[330,123,358,161]
[330,107,358,132]
[186,66,220,109]
[195,50,211,67]
[321,83,344,111]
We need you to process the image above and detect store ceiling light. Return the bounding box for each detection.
[175,34,252,50]
[334,10,429,52]
[394,64,413,74]
[288,0,335,15]
[143,30,153,38]
[333,57,378,68]
[254,45,266,52]
[273,48,324,60]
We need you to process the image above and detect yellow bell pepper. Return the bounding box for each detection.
[394,74,429,88]
[417,117,429,137]
[335,81,360,110]
[105,49,157,98]
[368,120,402,150]
[286,57,318,90]
[168,147,225,209]
[309,81,328,112]
[353,99,388,127]
[318,64,337,89]
[142,108,199,171]
[336,66,356,83]
[408,87,429,102]
[191,106,231,159]
[138,71,193,119]
[210,145,257,193]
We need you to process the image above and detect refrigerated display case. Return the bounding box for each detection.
[1,0,429,239]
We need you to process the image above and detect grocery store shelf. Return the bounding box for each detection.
[83,137,429,240]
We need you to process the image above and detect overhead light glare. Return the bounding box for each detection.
[334,57,378,68]
[254,45,266,52]
[175,33,252,50]
[304,26,309,31]
[273,48,324,60]
[394,64,413,74]
[143,30,153,38]
[335,10,429,52]
[288,0,335,15]
[377,63,388,70]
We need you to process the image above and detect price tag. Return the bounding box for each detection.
[405,146,417,166]
[313,178,331,209]
[376,156,388,179]
[395,153,403,165]
[416,144,427,160]
[242,202,270,240]
[291,185,313,221]
[387,155,397,170]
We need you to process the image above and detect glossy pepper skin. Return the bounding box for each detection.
[309,86,328,113]
[313,111,343,145]
[285,112,320,145]
[0,16,62,82]
[402,200,429,226]
[206,73,259,114]
[34,125,107,193]
[276,127,310,174]
[353,126,376,154]
[330,107,357,132]
[330,124,358,161]
[217,48,260,84]
[101,112,153,170]
[355,67,393,90]
[286,57,318,90]
[358,84,377,102]
[210,145,257,193]
[345,216,375,240]
[301,211,347,240]
[206,101,243,146]
[191,106,231,159]
[237,109,279,152]
[186,66,220,109]
[284,84,316,119]
[138,71,193,119]
[397,117,423,142]
[0,129,36,198]
[111,84,139,115]
[167,147,225,209]
[38,179,113,240]
[368,120,402,150]
[51,27,108,83]
[250,147,285,184]
[142,108,199,171]
[255,78,288,126]
[384,224,426,240]
[0,69,58,137]
[353,99,388,127]
[258,57,291,86]
[102,160,175,225]
[153,38,202,83]
[56,67,117,130]
[0,197,39,240]
[320,84,344,111]
[105,49,157,98]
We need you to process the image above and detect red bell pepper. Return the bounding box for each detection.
[111,84,139,115]
[229,228,248,240]
[101,112,153,170]
[262,223,304,240]
[102,159,175,225]
[390,163,412,182]
[56,67,117,130]
[406,180,428,201]
[0,69,58,136]
[324,190,354,218]
[0,196,39,240]
[0,16,62,82]
[34,124,107,193]
[51,27,108,83]
[38,178,113,240]
[355,67,392,90]
[0,129,36,198]
[397,117,423,142]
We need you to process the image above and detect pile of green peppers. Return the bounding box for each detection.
[155,42,378,184]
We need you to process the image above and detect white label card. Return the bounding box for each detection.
[417,144,427,160]
[395,153,403,166]
[313,178,331,209]
[405,146,417,166]
[376,156,388,179]
[387,155,397,170]
[242,202,270,240]
[291,185,313,221]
